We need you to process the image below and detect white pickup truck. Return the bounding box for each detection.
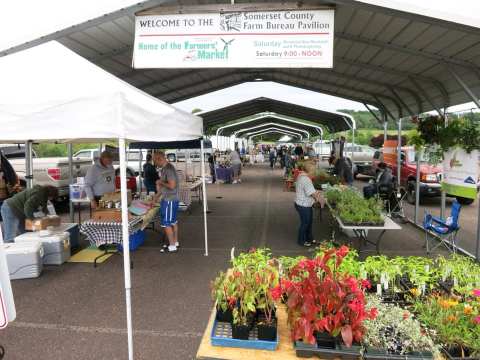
[1,145,91,201]
[9,157,91,201]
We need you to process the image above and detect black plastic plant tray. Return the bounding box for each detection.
[442,347,480,360]
[294,341,360,359]
[364,350,433,359]
[210,320,279,351]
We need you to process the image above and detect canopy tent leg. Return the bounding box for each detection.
[118,137,134,360]
[396,118,402,188]
[67,143,74,223]
[138,150,143,193]
[200,140,209,256]
[25,141,33,189]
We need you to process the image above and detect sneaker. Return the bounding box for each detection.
[238,179,242,183]
[311,240,317,244]
[232,180,238,184]
[162,242,180,249]
[160,246,178,253]
[303,242,312,247]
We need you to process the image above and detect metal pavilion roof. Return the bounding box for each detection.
[1,0,479,122]
[200,97,353,134]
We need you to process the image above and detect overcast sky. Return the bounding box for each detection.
[0,0,479,114]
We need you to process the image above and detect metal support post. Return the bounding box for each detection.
[200,140,209,256]
[414,148,421,224]
[383,121,388,144]
[67,143,74,223]
[25,141,33,189]
[396,119,402,188]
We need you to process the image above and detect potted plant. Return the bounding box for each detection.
[414,291,480,359]
[211,271,235,323]
[363,295,439,358]
[255,263,280,341]
[273,246,377,355]
[230,269,257,340]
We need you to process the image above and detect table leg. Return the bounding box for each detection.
[375,230,386,254]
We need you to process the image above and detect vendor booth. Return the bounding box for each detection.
[0,41,202,360]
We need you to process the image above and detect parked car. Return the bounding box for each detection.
[73,148,145,176]
[370,146,474,205]
[165,149,212,163]
[313,140,332,161]
[9,156,91,201]
[344,144,376,178]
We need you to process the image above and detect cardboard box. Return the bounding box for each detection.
[92,209,131,222]
[25,216,61,231]
[101,190,132,205]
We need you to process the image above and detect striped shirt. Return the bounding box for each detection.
[295,173,316,207]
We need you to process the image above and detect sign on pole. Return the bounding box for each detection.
[133,9,334,68]
[442,148,479,199]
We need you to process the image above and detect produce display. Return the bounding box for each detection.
[211,245,480,358]
[325,186,384,226]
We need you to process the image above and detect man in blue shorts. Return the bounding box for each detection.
[153,152,180,253]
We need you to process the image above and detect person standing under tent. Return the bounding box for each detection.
[294,163,323,247]
[294,144,304,159]
[1,185,58,243]
[143,153,159,194]
[230,147,242,184]
[284,149,294,178]
[84,151,115,209]
[269,148,276,169]
[208,153,216,184]
[153,152,180,253]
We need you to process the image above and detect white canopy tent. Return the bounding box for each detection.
[0,41,204,360]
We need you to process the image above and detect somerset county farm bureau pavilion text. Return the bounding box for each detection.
[138,11,331,31]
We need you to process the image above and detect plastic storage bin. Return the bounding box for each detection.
[4,242,44,280]
[69,184,88,200]
[15,231,70,265]
[51,223,80,251]
[117,230,145,252]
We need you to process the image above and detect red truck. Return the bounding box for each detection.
[371,144,474,205]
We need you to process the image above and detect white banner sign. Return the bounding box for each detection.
[133,9,334,68]
[442,148,479,199]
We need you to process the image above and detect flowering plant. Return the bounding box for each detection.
[272,246,376,347]
[363,295,439,356]
[414,291,480,357]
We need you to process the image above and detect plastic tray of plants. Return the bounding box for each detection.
[211,246,480,358]
[210,250,280,351]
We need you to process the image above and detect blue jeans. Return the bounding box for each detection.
[144,181,156,194]
[294,203,313,246]
[1,202,24,243]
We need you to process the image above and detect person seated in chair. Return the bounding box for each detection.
[363,162,393,198]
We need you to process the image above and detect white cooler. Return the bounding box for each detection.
[3,242,44,280]
[15,231,70,265]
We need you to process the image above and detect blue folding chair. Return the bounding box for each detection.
[423,200,461,254]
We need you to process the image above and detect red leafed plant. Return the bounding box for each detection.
[271,246,376,347]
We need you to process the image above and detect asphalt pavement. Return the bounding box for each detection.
[1,164,444,359]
